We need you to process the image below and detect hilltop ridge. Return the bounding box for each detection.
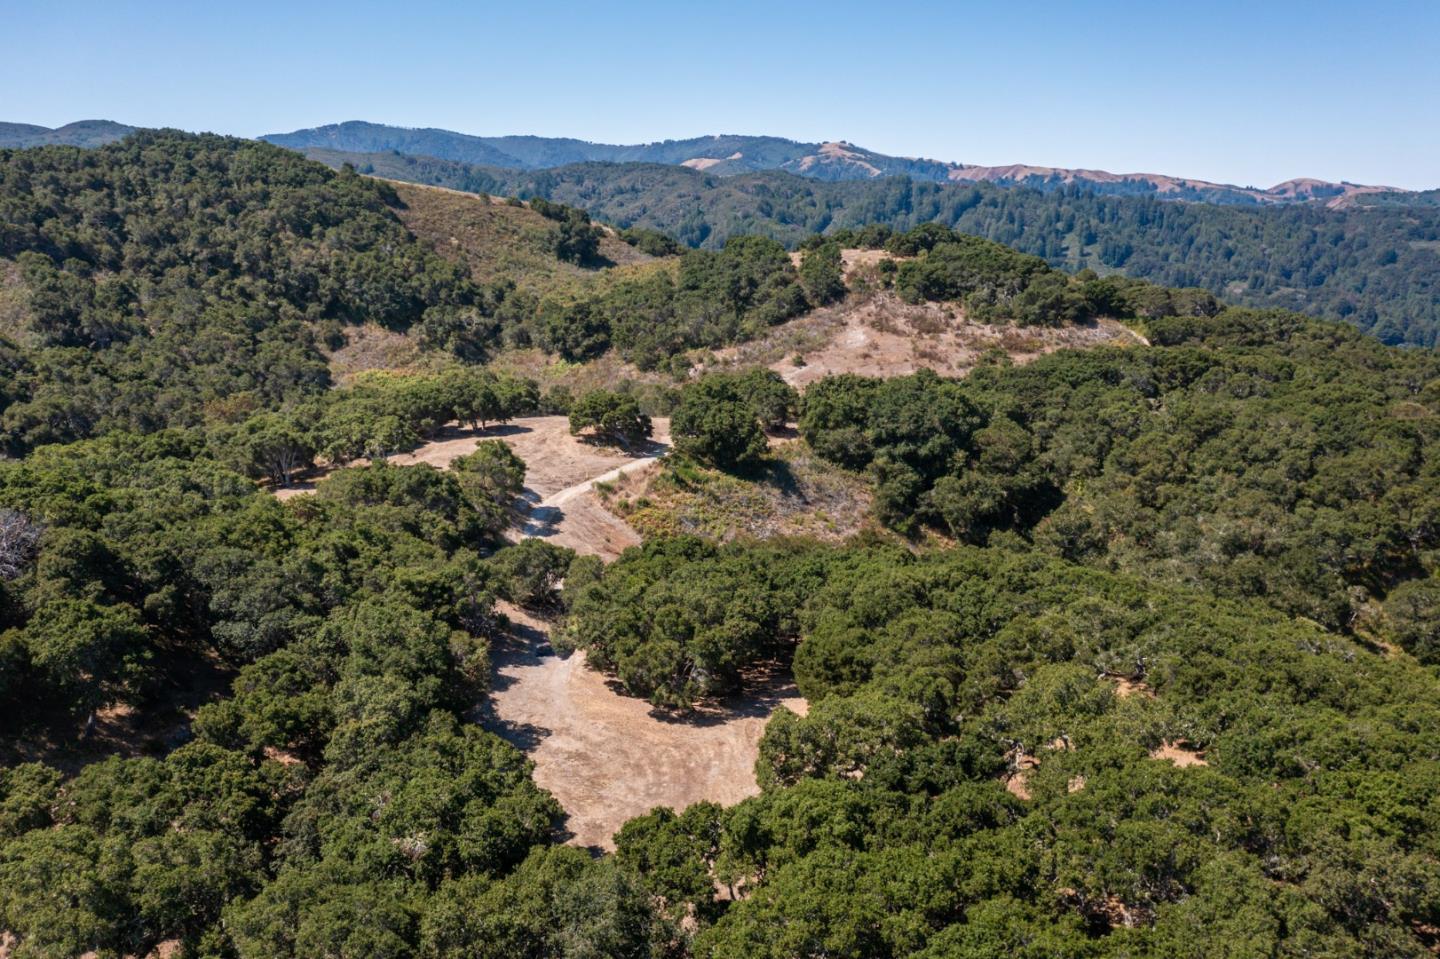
[262,120,1411,206]
[0,119,137,147]
[2,117,1416,207]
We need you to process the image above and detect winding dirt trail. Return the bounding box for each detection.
[278,416,666,560]
[275,414,807,849]
[486,423,808,850]
[508,442,667,561]
[400,415,669,561]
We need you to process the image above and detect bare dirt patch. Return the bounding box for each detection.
[474,423,810,851]
[513,451,670,561]
[1004,751,1040,800]
[388,415,669,497]
[787,247,900,281]
[1151,740,1208,767]
[480,602,806,850]
[276,416,668,560]
[1110,676,1156,699]
[702,290,1143,388]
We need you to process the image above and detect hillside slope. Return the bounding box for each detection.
[386,180,662,293]
[308,149,1440,347]
[3,142,1440,954]
[0,131,487,449]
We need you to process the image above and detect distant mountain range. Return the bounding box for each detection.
[261,121,1407,208]
[0,119,137,148]
[1,118,1416,207]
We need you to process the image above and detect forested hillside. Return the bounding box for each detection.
[266,121,1406,204]
[2,301,1439,955]
[2,127,1440,959]
[311,149,1440,346]
[0,133,830,451]
[0,131,495,449]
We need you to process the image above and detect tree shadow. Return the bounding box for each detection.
[519,503,564,538]
[482,715,553,752]
[473,613,560,749]
[0,647,235,775]
[575,433,671,459]
[433,422,532,442]
[632,437,671,458]
[646,660,804,727]
[723,455,807,505]
[578,253,617,271]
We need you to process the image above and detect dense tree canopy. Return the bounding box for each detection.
[568,538,1440,957]
[0,132,492,451]
[567,390,652,448]
[2,138,1439,957]
[329,151,1440,346]
[795,307,1440,633]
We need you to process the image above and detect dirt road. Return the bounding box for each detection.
[479,421,808,851]
[275,415,807,847]
[279,416,666,560]
[511,452,666,560]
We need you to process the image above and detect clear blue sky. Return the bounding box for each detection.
[6,0,1438,189]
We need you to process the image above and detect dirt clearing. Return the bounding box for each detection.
[481,603,807,850]
[1151,741,1208,767]
[703,290,1144,388]
[472,422,808,850]
[277,416,667,560]
[391,415,670,498]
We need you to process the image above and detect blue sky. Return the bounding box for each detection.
[6,0,1438,188]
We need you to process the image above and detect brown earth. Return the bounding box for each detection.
[265,296,1148,849]
[395,414,670,561]
[274,413,811,852]
[702,290,1145,388]
[276,416,669,563]
[788,247,898,280]
[480,602,807,850]
[1150,741,1208,767]
[391,415,670,496]
[1110,676,1156,699]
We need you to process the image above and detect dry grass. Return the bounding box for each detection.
[611,439,874,545]
[700,286,1142,388]
[389,181,673,298]
[488,347,675,399]
[324,323,435,384]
